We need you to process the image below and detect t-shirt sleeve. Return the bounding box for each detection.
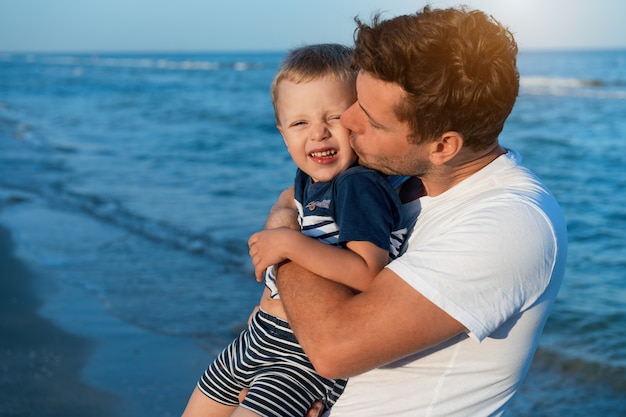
[387,200,558,341]
[333,168,402,251]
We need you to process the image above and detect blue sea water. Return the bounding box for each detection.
[1,50,625,415]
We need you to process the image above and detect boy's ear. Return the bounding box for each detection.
[276,125,288,147]
[429,131,463,165]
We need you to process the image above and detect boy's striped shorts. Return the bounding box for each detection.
[197,309,347,417]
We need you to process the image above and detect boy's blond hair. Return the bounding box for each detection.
[271,44,355,122]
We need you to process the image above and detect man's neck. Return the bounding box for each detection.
[422,145,506,197]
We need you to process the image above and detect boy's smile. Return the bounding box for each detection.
[309,147,339,164]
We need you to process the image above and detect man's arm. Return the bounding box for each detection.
[263,185,464,378]
[264,186,299,230]
[276,262,466,379]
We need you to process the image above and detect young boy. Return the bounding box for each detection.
[182,44,408,417]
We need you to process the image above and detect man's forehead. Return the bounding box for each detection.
[356,71,406,98]
[355,71,406,117]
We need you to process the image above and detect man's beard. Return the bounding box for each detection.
[353,142,428,177]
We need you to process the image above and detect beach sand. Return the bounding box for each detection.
[0,224,119,416]
[0,224,211,416]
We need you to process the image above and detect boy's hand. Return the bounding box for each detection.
[248,227,296,281]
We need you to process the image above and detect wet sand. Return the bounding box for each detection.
[0,224,119,416]
[0,224,210,416]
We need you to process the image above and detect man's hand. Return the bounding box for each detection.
[305,401,325,417]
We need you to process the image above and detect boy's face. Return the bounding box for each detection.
[276,77,357,183]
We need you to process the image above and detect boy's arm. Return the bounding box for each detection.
[248,228,388,291]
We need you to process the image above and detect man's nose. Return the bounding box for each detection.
[340,102,358,132]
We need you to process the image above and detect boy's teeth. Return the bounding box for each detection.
[310,150,336,157]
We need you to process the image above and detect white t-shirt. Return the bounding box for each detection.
[328,150,568,417]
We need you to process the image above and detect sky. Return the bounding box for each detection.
[1,0,625,53]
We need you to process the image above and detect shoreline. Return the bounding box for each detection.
[0,221,212,416]
[0,223,120,416]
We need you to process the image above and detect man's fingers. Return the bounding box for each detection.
[305,401,325,417]
[238,388,249,404]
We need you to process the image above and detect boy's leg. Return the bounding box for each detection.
[181,386,237,417]
[231,406,263,417]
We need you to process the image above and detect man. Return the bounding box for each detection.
[257,6,568,417]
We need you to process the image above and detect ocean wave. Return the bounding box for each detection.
[0,179,248,267]
[520,76,626,99]
[533,345,626,392]
[51,186,248,263]
[0,188,31,210]
[521,76,611,88]
[0,110,47,145]
[0,52,269,72]
[0,108,254,269]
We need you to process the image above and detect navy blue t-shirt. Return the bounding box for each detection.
[265,165,407,299]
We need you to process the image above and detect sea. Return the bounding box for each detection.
[1,49,625,416]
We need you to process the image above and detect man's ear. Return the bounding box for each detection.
[429,131,463,165]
